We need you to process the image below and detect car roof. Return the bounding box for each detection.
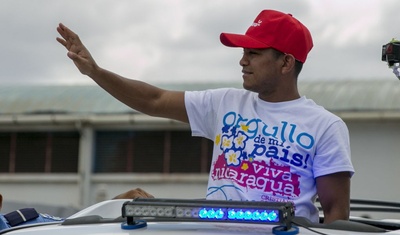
[1,199,400,235]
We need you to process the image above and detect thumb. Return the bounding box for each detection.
[67,51,78,60]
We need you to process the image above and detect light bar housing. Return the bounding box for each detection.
[122,198,294,229]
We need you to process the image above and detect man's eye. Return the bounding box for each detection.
[249,50,260,55]
[244,51,257,55]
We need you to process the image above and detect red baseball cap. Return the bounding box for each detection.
[220,9,313,63]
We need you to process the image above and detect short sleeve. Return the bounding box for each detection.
[184,90,218,140]
[313,120,355,178]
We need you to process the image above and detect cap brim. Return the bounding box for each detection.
[220,33,270,48]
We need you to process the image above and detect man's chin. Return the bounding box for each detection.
[242,82,255,92]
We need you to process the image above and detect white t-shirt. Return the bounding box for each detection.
[185,88,354,223]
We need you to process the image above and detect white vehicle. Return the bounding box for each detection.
[0,198,399,235]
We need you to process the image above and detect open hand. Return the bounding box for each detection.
[56,23,98,76]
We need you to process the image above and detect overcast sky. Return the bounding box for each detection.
[1,0,399,85]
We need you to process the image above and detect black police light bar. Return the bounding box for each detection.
[121,198,295,233]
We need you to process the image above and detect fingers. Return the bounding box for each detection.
[56,23,81,50]
[56,23,84,60]
[57,23,75,41]
[56,24,69,47]
[112,188,155,200]
[136,188,154,198]
[124,188,154,199]
[56,37,67,47]
[56,23,98,76]
[67,51,78,60]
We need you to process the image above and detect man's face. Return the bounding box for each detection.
[240,48,283,97]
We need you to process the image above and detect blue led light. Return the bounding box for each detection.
[268,211,278,221]
[236,210,245,219]
[199,208,208,218]
[198,208,279,223]
[199,208,225,220]
[252,210,260,220]
[207,209,216,218]
[260,211,269,220]
[215,209,224,219]
[226,209,279,222]
[244,211,252,220]
[228,209,236,219]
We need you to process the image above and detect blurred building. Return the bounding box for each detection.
[0,80,399,217]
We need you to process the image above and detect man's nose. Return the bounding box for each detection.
[240,54,249,66]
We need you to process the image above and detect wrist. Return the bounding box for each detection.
[87,64,102,78]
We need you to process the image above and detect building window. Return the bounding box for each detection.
[0,132,79,173]
[94,130,213,173]
[0,133,11,173]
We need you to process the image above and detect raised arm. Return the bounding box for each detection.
[56,23,188,123]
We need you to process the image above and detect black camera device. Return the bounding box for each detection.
[382,40,400,66]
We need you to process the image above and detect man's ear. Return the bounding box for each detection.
[0,194,3,211]
[281,54,296,75]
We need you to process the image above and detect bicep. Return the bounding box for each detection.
[316,171,351,223]
[155,90,188,123]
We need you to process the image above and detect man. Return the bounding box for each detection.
[57,9,354,224]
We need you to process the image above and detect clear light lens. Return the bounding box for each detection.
[125,205,175,217]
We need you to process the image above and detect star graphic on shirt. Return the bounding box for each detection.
[241,124,249,132]
[215,134,221,145]
[241,163,249,171]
